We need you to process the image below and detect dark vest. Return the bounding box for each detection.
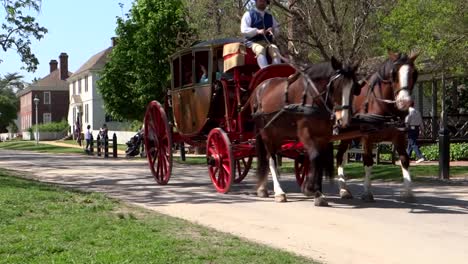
[246,9,273,43]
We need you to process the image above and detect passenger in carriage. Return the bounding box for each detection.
[198,64,209,84]
[241,0,282,69]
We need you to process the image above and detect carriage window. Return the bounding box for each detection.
[194,51,210,84]
[172,58,180,88]
[181,54,193,86]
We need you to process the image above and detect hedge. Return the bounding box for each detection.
[31,120,69,133]
[419,143,468,161]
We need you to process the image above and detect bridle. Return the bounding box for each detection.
[366,59,417,107]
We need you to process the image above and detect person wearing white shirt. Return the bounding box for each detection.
[240,0,281,69]
[85,125,92,152]
[405,101,426,163]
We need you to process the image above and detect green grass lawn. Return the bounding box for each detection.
[174,156,468,181]
[0,169,315,264]
[0,141,84,154]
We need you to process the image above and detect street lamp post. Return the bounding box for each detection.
[33,95,40,145]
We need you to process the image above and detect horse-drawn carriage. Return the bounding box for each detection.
[143,37,420,204]
[142,38,330,193]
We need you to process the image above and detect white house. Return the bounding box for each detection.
[67,38,130,141]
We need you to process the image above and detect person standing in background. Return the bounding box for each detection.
[405,100,426,163]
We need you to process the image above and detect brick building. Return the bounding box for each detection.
[17,53,72,132]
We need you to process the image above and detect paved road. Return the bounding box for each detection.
[1,149,468,264]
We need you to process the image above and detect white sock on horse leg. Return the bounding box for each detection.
[338,166,347,189]
[401,163,413,194]
[269,157,285,196]
[257,54,268,68]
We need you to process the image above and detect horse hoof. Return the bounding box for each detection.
[274,194,287,203]
[257,189,269,198]
[400,192,416,203]
[340,189,353,199]
[303,190,315,197]
[314,196,329,207]
[360,193,375,202]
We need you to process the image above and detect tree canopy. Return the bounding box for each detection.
[0,0,48,72]
[98,0,194,121]
[378,0,467,73]
[0,73,23,132]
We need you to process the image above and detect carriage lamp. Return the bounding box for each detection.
[33,95,40,145]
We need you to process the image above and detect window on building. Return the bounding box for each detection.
[44,91,51,104]
[43,113,52,124]
[85,76,89,92]
[84,104,89,123]
[77,79,82,94]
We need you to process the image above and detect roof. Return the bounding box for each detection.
[171,38,243,58]
[191,38,243,48]
[17,69,72,97]
[68,47,113,80]
[70,95,83,106]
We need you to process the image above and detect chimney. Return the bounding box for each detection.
[111,37,118,47]
[49,60,58,73]
[59,52,69,80]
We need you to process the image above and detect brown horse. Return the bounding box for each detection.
[336,51,419,202]
[252,57,360,205]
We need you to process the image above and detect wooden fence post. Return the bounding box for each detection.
[97,134,101,157]
[113,133,118,158]
[104,134,109,158]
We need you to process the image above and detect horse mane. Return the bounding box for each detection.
[304,62,335,80]
[366,53,418,91]
[304,60,357,80]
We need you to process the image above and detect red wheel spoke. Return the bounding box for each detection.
[207,128,233,193]
[144,101,172,185]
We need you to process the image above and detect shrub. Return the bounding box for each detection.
[32,120,69,133]
[419,143,468,161]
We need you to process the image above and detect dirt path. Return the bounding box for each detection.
[1,149,467,264]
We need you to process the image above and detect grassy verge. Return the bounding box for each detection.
[61,139,128,151]
[0,141,83,154]
[174,157,468,180]
[0,169,315,264]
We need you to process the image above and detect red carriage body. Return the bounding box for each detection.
[144,38,308,193]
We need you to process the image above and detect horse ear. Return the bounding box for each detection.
[387,49,400,62]
[331,56,342,70]
[409,49,420,62]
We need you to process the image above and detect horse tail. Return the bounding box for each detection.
[255,133,269,185]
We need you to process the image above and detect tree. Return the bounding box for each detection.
[98,0,194,121]
[0,0,48,72]
[0,73,22,132]
[269,0,388,62]
[378,0,467,74]
[183,0,250,40]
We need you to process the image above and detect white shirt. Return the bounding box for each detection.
[241,8,280,38]
[405,107,423,128]
[85,129,92,140]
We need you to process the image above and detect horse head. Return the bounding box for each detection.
[328,56,360,128]
[383,50,420,111]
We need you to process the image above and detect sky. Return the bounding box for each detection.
[0,0,134,83]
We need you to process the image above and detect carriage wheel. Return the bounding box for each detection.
[206,128,234,193]
[144,101,173,185]
[294,154,310,187]
[233,156,253,183]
